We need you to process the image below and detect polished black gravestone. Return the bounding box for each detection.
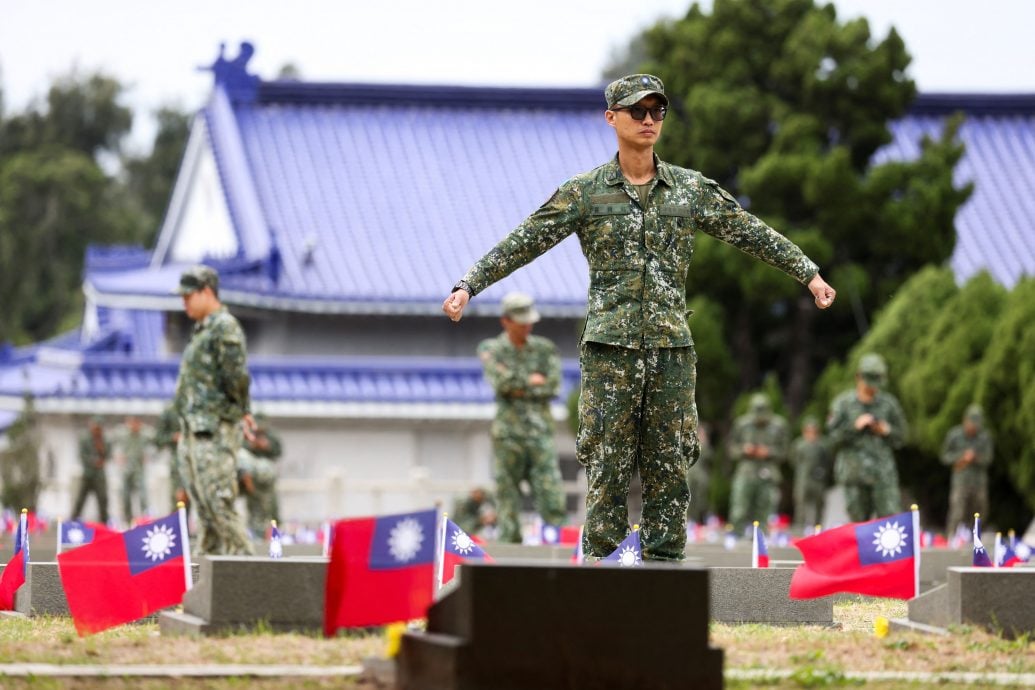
[399,563,723,690]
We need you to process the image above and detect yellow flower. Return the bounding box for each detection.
[874,616,890,639]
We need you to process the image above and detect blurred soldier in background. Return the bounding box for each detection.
[942,404,993,537]
[173,265,254,555]
[728,394,790,534]
[154,404,188,513]
[687,423,712,523]
[790,416,830,530]
[0,393,42,512]
[827,353,908,522]
[476,292,566,543]
[452,486,498,539]
[115,415,153,524]
[72,416,110,523]
[237,415,282,537]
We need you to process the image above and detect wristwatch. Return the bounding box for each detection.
[451,280,472,294]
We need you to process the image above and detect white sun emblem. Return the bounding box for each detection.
[450,529,474,555]
[387,517,424,562]
[617,545,641,567]
[66,527,86,544]
[872,521,908,558]
[141,524,177,561]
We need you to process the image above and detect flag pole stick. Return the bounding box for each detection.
[56,517,62,556]
[177,502,192,591]
[911,504,920,599]
[434,511,447,594]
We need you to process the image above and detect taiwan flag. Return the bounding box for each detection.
[58,508,192,636]
[601,527,642,567]
[0,511,30,610]
[752,521,769,568]
[324,508,436,635]
[789,508,919,600]
[439,518,493,587]
[57,520,116,554]
[995,533,1022,568]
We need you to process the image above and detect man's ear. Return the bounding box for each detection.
[604,109,616,128]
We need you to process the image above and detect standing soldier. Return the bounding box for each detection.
[443,74,835,560]
[116,416,153,524]
[72,416,110,523]
[452,486,498,539]
[687,423,712,524]
[727,394,790,534]
[790,416,830,530]
[942,404,993,537]
[827,353,908,522]
[237,416,282,537]
[173,265,255,555]
[477,292,566,543]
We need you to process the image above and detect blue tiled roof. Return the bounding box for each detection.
[0,351,580,407]
[874,94,1035,287]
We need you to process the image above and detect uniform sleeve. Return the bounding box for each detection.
[771,418,791,463]
[976,431,994,467]
[477,340,526,397]
[726,419,747,462]
[216,321,252,417]
[940,429,961,466]
[527,340,562,400]
[825,395,857,448]
[461,182,583,296]
[883,396,908,450]
[696,180,818,285]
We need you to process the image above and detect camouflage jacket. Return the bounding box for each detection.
[461,154,818,349]
[173,307,251,435]
[115,427,153,472]
[940,425,993,482]
[791,437,831,487]
[477,332,560,438]
[728,414,790,465]
[827,389,908,485]
[78,431,111,476]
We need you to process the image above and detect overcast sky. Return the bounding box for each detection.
[2,0,1033,151]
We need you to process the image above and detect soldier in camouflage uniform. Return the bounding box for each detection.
[452,486,498,538]
[173,265,255,555]
[72,416,111,523]
[237,416,282,537]
[827,354,908,522]
[790,416,830,530]
[477,292,566,542]
[443,74,836,560]
[687,423,712,523]
[728,394,790,534]
[115,416,153,523]
[0,393,42,512]
[941,404,993,537]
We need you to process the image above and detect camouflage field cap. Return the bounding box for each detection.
[965,404,984,423]
[749,393,772,415]
[605,74,669,109]
[501,292,540,325]
[857,353,888,384]
[175,265,219,295]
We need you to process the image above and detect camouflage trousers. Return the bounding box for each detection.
[945,474,988,536]
[793,482,826,531]
[121,466,148,523]
[176,423,253,556]
[493,433,565,543]
[577,342,698,561]
[728,463,778,534]
[687,465,710,523]
[842,481,901,523]
[245,488,280,537]
[72,470,109,524]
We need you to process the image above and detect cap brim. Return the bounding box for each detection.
[174,285,198,296]
[614,89,669,108]
[860,373,884,385]
[507,309,541,325]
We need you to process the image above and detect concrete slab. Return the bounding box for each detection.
[709,567,833,625]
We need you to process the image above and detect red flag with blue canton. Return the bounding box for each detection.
[441,518,493,586]
[789,509,919,599]
[58,508,192,636]
[972,515,992,567]
[752,522,769,568]
[601,528,642,567]
[324,508,436,635]
[996,533,1022,568]
[57,520,116,553]
[0,511,29,610]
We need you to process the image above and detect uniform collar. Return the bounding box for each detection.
[604,152,674,187]
[193,305,226,333]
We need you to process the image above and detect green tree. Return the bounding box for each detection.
[622,0,970,417]
[977,278,1035,527]
[121,106,191,246]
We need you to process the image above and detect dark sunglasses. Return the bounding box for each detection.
[612,104,667,121]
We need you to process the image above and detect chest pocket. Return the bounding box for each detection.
[657,204,695,256]
[590,202,634,216]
